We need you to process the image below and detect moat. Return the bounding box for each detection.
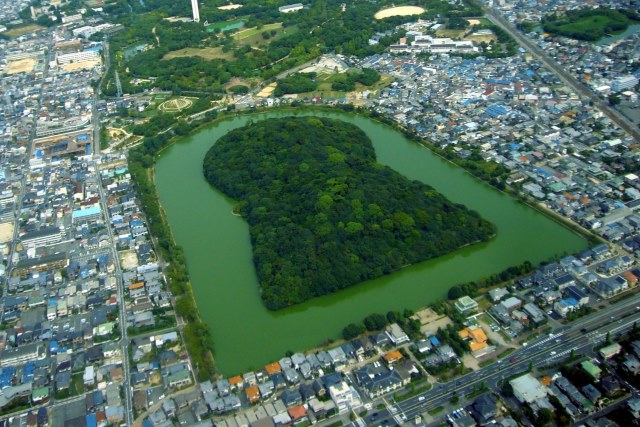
[154,110,588,375]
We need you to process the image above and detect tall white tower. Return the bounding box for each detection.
[191,0,200,22]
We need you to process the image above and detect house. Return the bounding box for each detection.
[353,362,404,398]
[582,384,602,404]
[327,347,346,366]
[564,286,589,306]
[458,326,489,353]
[581,360,602,380]
[83,366,95,386]
[554,298,579,317]
[280,389,302,407]
[287,405,308,424]
[328,381,361,413]
[600,376,622,397]
[383,350,403,365]
[370,333,390,348]
[245,385,260,404]
[500,297,522,313]
[628,398,640,419]
[416,340,433,354]
[523,303,546,324]
[594,277,628,298]
[264,362,281,376]
[488,287,509,302]
[385,323,409,345]
[454,296,478,314]
[623,355,640,375]
[165,370,192,388]
[510,373,548,404]
[599,343,622,359]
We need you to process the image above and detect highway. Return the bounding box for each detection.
[485,9,640,143]
[359,293,640,426]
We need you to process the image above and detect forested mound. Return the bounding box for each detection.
[203,117,495,309]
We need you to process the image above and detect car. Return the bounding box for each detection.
[550,351,557,356]
[418,396,425,401]
[510,357,517,363]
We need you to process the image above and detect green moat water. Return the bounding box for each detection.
[154,111,588,375]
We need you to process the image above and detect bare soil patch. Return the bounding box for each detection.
[7,58,37,74]
[374,6,425,19]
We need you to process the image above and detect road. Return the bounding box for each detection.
[93,36,113,155]
[330,293,640,427]
[95,163,133,426]
[485,9,640,143]
[391,295,640,425]
[0,31,54,319]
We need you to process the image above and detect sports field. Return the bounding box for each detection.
[374,6,424,19]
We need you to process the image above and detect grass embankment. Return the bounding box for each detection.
[129,128,218,381]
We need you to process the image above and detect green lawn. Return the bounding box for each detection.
[301,73,393,99]
[234,23,283,40]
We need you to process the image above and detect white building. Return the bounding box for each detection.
[57,50,99,64]
[83,366,95,386]
[612,75,638,92]
[385,323,409,345]
[279,3,303,13]
[510,373,548,404]
[329,381,361,413]
[191,0,200,22]
[391,35,477,54]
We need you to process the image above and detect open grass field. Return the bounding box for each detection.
[162,47,234,61]
[234,22,283,41]
[234,23,296,49]
[466,32,497,43]
[4,24,44,37]
[467,17,492,26]
[374,5,424,19]
[300,72,394,99]
[436,28,466,38]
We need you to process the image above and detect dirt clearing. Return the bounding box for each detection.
[374,6,425,19]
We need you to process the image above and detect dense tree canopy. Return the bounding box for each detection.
[542,8,639,41]
[274,73,318,96]
[204,117,495,309]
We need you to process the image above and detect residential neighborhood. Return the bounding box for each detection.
[0,0,640,425]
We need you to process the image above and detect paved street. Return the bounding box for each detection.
[326,293,640,427]
[485,9,640,143]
